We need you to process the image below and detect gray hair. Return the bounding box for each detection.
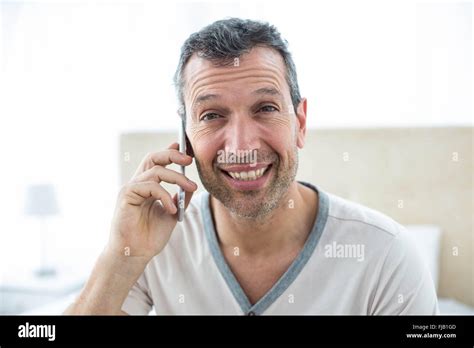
[173,18,302,118]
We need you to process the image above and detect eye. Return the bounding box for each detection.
[258,105,278,113]
[200,112,221,121]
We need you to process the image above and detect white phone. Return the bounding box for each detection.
[177,118,186,222]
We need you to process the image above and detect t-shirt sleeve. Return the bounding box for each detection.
[121,271,153,315]
[371,226,440,315]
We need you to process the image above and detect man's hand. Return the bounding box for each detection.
[64,143,197,315]
[108,142,197,261]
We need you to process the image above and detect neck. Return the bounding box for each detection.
[210,182,318,257]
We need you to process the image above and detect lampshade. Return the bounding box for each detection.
[24,184,59,217]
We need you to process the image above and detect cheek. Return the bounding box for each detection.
[260,121,295,151]
[190,136,220,168]
[273,138,294,163]
[189,124,217,161]
[260,113,295,137]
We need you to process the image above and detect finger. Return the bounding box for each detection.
[132,166,198,191]
[168,142,179,150]
[123,181,177,214]
[147,149,192,167]
[132,149,193,178]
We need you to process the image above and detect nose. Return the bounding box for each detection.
[224,115,261,156]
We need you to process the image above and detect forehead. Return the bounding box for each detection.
[182,47,288,102]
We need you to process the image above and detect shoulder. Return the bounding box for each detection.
[320,190,419,266]
[320,190,437,314]
[325,191,402,239]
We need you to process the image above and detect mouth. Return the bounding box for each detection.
[218,164,273,191]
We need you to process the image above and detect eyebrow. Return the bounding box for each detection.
[192,94,220,117]
[252,87,282,97]
[195,93,220,104]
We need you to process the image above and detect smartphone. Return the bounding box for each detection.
[177,118,186,222]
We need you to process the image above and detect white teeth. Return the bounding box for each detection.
[226,166,269,181]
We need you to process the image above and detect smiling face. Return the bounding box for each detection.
[183,46,307,219]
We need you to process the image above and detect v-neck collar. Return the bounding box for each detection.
[200,181,329,315]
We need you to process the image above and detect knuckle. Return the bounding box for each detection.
[170,149,182,159]
[143,152,152,162]
[118,185,131,201]
[119,183,132,195]
[152,166,163,179]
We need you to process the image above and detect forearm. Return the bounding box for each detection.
[64,248,149,315]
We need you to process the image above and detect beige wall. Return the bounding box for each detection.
[120,127,473,306]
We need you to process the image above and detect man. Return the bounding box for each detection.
[66,18,438,315]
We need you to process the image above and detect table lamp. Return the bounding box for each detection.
[24,184,59,277]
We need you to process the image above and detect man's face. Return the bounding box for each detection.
[183,47,307,219]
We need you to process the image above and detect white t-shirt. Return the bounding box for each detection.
[122,182,439,315]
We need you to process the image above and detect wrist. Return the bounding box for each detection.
[71,248,150,314]
[101,245,151,275]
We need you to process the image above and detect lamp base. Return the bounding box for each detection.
[34,268,57,277]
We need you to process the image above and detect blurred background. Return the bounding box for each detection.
[0,0,472,314]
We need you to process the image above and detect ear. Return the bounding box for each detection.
[295,98,308,149]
